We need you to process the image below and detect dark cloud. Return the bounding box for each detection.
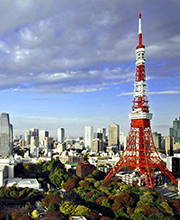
[0,0,179,93]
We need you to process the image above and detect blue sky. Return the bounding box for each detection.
[0,0,180,138]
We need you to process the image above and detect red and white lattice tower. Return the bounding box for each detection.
[105,7,178,190]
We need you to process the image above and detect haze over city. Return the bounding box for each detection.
[0,0,180,137]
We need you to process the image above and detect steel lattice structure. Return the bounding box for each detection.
[105,7,178,190]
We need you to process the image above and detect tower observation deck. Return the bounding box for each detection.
[105,7,178,189]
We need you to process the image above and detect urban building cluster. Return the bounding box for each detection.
[0,111,180,189]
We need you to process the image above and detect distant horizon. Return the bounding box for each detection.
[12,117,175,140]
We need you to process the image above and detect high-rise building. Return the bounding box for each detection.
[165,135,174,156]
[108,123,119,147]
[46,137,54,158]
[0,113,13,157]
[94,132,103,141]
[85,126,94,149]
[91,138,104,152]
[30,136,39,148]
[31,128,39,137]
[25,130,32,145]
[170,117,180,143]
[9,124,13,155]
[57,128,65,143]
[19,139,26,148]
[152,132,161,149]
[45,137,54,149]
[39,130,49,146]
[119,132,126,150]
[97,128,106,140]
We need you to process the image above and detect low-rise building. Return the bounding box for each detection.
[0,158,14,187]
[76,161,96,179]
[166,156,180,173]
[5,178,41,190]
[60,151,84,164]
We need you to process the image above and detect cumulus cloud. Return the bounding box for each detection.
[0,0,179,94]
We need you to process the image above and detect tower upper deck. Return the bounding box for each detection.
[129,7,152,120]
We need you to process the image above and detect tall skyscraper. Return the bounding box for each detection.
[165,135,174,156]
[39,130,49,146]
[152,132,162,149]
[108,123,119,147]
[85,126,94,149]
[170,117,180,143]
[9,124,13,155]
[119,132,126,150]
[57,128,65,143]
[97,128,106,140]
[91,138,104,152]
[31,128,39,137]
[0,113,13,157]
[25,130,32,145]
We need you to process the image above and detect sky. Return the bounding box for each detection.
[0,0,180,138]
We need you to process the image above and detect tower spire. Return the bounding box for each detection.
[137,5,144,49]
[139,4,142,34]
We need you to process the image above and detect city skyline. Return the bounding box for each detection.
[0,1,180,137]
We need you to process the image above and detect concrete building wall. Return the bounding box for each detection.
[108,123,119,147]
[165,135,174,155]
[39,130,49,145]
[85,126,94,149]
[57,128,65,143]
[91,138,103,152]
[153,132,161,149]
[0,113,11,157]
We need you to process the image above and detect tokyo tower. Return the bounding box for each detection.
[105,7,178,189]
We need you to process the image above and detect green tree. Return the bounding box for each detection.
[72,205,91,218]
[147,213,164,220]
[160,201,174,216]
[19,189,26,198]
[6,214,11,220]
[132,212,146,220]
[140,192,154,204]
[94,181,101,188]
[59,201,76,216]
[10,190,18,198]
[101,199,111,209]
[92,169,100,178]
[114,208,130,219]
[0,187,8,197]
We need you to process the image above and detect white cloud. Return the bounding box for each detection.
[117,90,180,96]
[0,0,179,94]
[149,91,180,95]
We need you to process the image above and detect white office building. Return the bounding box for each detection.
[85,126,94,150]
[39,130,49,146]
[57,128,65,143]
